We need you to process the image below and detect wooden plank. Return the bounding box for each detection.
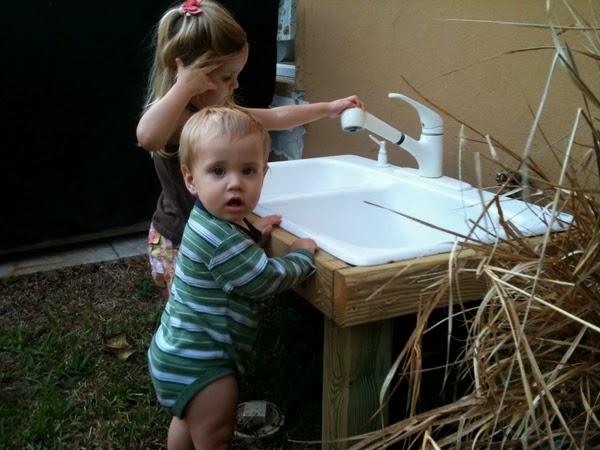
[331,237,548,327]
[254,214,549,327]
[321,318,393,450]
[333,252,488,327]
[259,222,488,326]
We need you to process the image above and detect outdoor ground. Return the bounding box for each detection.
[0,255,323,449]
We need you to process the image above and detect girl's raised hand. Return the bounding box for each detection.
[326,95,366,118]
[175,57,223,97]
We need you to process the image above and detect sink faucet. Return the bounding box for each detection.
[340,93,443,178]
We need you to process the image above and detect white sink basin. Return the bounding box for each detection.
[254,155,572,266]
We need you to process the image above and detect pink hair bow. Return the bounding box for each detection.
[179,0,202,16]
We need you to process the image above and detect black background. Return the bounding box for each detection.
[2,0,279,253]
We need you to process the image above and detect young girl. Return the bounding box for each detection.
[136,0,365,296]
[148,106,318,449]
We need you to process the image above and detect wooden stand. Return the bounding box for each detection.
[254,215,489,449]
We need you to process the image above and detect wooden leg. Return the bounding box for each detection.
[321,318,393,450]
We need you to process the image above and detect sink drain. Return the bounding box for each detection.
[234,400,285,445]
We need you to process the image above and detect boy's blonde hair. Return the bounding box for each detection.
[180,107,271,169]
[143,0,247,109]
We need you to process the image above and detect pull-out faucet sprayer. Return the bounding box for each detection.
[341,93,443,178]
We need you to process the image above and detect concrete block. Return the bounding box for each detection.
[241,400,267,428]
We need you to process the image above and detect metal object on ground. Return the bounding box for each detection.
[234,400,285,445]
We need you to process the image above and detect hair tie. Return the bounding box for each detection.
[179,0,202,16]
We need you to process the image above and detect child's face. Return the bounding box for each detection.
[182,133,267,226]
[200,51,248,106]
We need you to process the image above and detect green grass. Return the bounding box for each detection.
[0,256,322,449]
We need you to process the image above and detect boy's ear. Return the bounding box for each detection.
[181,165,197,196]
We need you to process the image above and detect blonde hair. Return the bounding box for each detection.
[180,107,271,169]
[143,0,247,112]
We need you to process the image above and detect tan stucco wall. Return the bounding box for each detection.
[294,0,599,187]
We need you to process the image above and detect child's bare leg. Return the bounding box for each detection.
[185,375,239,450]
[168,417,194,450]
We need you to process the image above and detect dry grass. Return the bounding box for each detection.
[0,256,162,329]
[350,2,600,449]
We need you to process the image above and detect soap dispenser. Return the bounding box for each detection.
[369,134,389,168]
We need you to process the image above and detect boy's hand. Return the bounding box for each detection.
[326,95,365,118]
[291,238,319,254]
[254,214,282,248]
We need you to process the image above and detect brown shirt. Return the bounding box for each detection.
[151,146,195,246]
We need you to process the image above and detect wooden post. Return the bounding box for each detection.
[321,318,393,450]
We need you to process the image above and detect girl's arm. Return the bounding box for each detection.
[136,81,195,151]
[245,95,365,131]
[136,59,222,151]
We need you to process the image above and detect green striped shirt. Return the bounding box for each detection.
[148,205,316,412]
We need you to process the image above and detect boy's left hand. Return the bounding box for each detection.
[254,214,282,247]
[327,95,365,118]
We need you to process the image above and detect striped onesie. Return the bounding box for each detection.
[147,202,316,417]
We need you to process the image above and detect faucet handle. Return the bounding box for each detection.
[388,93,443,133]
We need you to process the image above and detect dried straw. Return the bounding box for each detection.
[352,2,600,449]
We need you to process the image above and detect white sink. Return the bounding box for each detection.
[254,155,572,266]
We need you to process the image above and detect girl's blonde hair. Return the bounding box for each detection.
[143,0,248,111]
[180,107,271,170]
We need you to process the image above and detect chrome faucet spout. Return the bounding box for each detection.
[340,93,444,178]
